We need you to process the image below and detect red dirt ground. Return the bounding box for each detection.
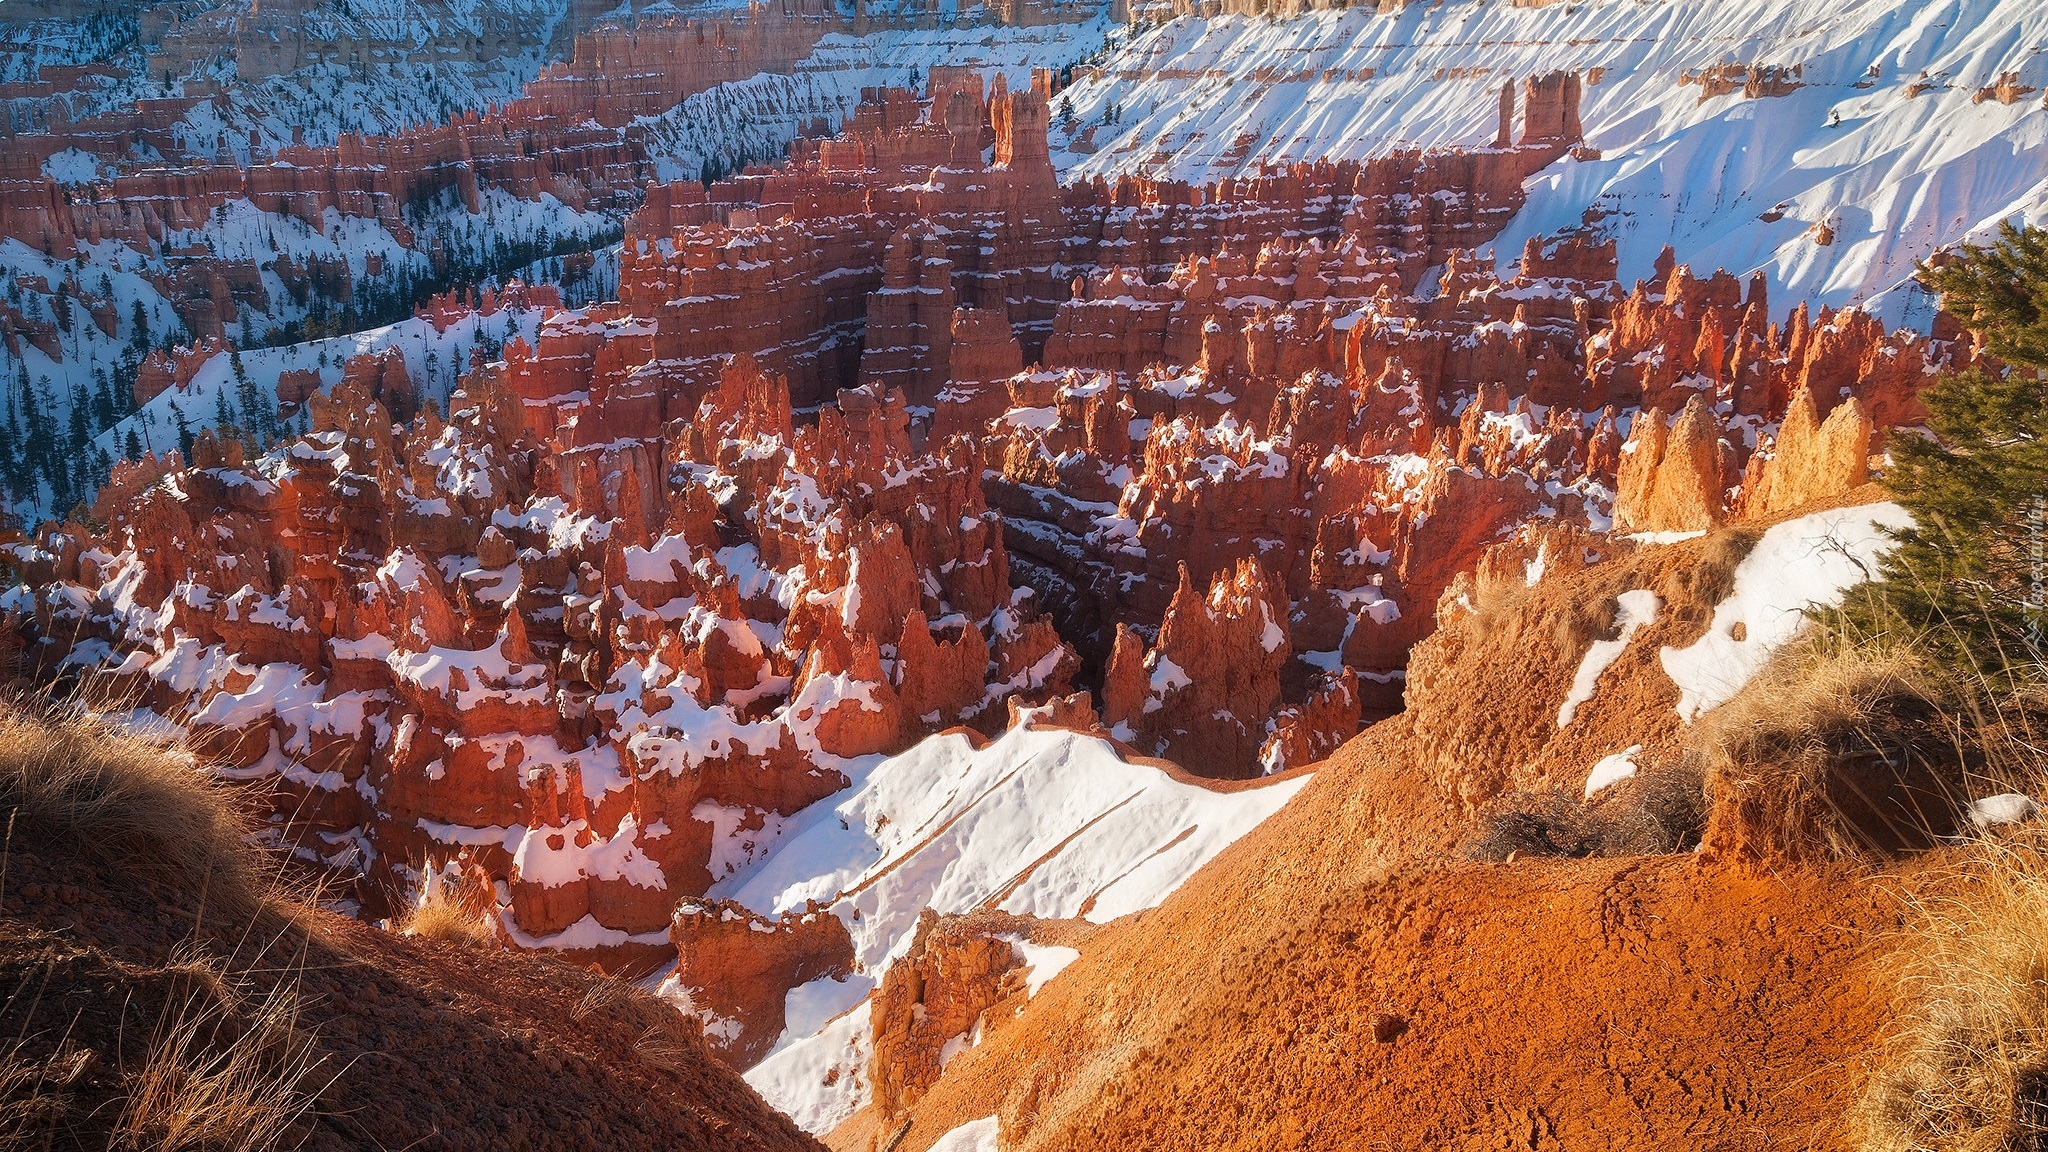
[837,725,1904,1152]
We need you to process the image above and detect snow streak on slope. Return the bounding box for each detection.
[716,724,1307,969]
[928,1117,1001,1152]
[1055,0,2048,324]
[723,724,1308,1132]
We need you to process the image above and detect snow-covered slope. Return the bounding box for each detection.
[720,723,1308,1133]
[1,1,579,149]
[181,0,574,147]
[91,305,546,462]
[0,187,601,521]
[641,16,1115,181]
[1054,0,2048,325]
[718,723,1307,968]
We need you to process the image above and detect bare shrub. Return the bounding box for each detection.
[1597,760,1711,854]
[1465,788,1599,861]
[1463,759,1708,861]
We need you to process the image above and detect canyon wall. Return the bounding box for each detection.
[2,70,1958,1068]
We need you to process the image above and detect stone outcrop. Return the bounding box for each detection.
[667,897,856,1066]
[1739,384,1872,518]
[1103,560,1290,778]
[868,909,1040,1121]
[1613,396,1726,535]
[1259,667,1362,775]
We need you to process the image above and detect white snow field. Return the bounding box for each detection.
[723,722,1309,1132]
[1053,0,2048,326]
[90,299,548,463]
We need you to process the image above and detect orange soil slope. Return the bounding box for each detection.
[847,737,1896,1152]
[839,507,1912,1151]
[0,714,826,1152]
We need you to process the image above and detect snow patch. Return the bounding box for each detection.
[1968,793,2039,831]
[928,1117,1001,1152]
[1659,503,1911,722]
[743,1001,872,1136]
[1584,745,1642,799]
[41,148,100,185]
[1006,937,1081,998]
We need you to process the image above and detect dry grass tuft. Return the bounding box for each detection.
[0,706,268,920]
[1686,526,1761,609]
[1853,829,2048,1151]
[0,1039,84,1150]
[109,951,327,1152]
[1464,561,1537,623]
[573,978,705,1074]
[0,706,333,1149]
[0,940,330,1152]
[1706,613,2048,1142]
[1696,633,2026,861]
[398,868,493,946]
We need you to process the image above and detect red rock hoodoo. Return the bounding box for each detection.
[6,68,1957,1019]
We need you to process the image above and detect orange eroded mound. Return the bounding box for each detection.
[843,728,1898,1151]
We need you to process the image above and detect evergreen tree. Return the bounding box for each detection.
[1842,221,2048,679]
[170,401,194,460]
[230,349,273,447]
[67,385,89,453]
[93,369,115,430]
[0,420,15,498]
[213,384,236,437]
